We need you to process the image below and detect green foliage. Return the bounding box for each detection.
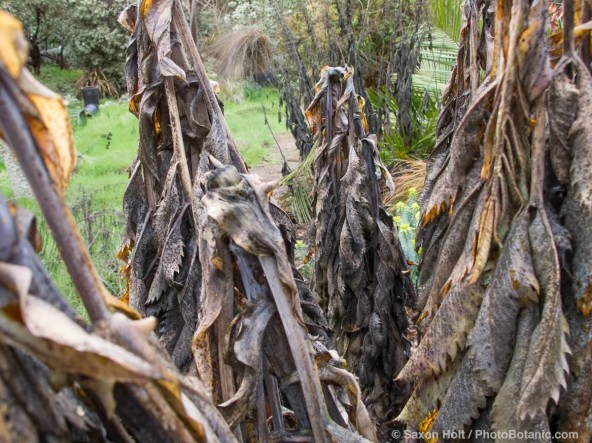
[0,0,66,42]
[225,0,278,31]
[371,27,458,164]
[66,0,129,89]
[294,239,313,282]
[0,0,70,72]
[428,0,463,42]
[2,0,129,88]
[393,188,421,284]
[371,88,441,165]
[414,28,459,98]
[242,82,264,100]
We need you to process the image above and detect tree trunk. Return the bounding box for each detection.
[29,36,42,75]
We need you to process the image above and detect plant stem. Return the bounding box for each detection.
[259,256,330,443]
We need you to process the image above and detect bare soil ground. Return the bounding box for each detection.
[249,133,300,199]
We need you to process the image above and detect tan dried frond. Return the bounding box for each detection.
[385,159,427,210]
[210,28,272,82]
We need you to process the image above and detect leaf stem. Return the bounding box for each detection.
[564,0,575,58]
[259,256,330,443]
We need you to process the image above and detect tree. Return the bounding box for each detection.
[0,0,69,72]
[68,0,129,89]
[1,0,129,90]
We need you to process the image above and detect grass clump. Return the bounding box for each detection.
[211,29,272,83]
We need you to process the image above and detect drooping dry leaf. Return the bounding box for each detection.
[218,297,276,426]
[396,357,460,429]
[0,9,243,442]
[467,212,539,389]
[400,0,590,435]
[430,349,490,432]
[421,82,496,226]
[557,56,592,317]
[305,66,414,437]
[557,55,592,430]
[491,304,537,435]
[0,11,75,192]
[516,208,570,420]
[0,260,160,383]
[395,283,484,383]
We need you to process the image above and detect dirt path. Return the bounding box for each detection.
[249,133,300,198]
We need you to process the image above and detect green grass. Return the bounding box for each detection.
[223,83,286,167]
[36,64,83,98]
[0,71,290,317]
[71,102,139,207]
[1,101,138,316]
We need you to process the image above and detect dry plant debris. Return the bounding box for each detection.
[305,65,416,438]
[0,2,377,442]
[397,0,592,439]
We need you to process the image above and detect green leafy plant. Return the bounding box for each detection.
[377,95,440,164]
[294,239,313,282]
[414,28,459,98]
[393,188,421,285]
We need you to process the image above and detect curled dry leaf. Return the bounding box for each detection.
[0,271,161,382]
[0,191,236,442]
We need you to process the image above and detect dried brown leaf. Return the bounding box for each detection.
[516,208,570,420]
[491,305,537,435]
[396,284,484,383]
